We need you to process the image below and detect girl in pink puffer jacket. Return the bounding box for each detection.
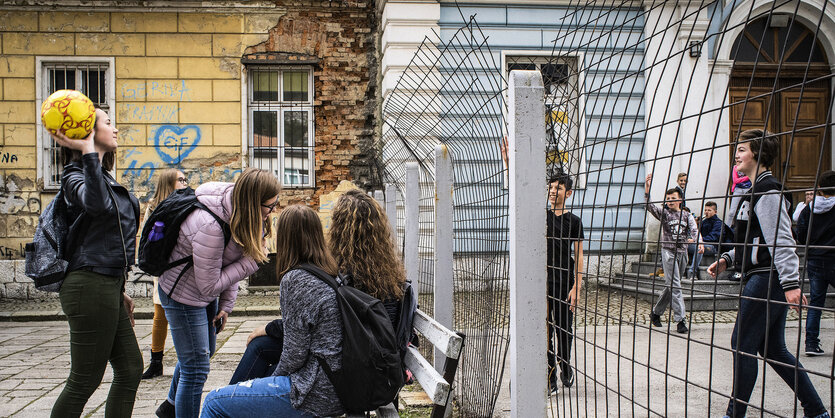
[155,168,280,418]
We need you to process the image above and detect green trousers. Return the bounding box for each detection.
[52,270,143,418]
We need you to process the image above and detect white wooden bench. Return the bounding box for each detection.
[347,309,465,418]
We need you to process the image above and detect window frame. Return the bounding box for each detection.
[35,56,115,191]
[246,66,316,188]
[501,51,587,190]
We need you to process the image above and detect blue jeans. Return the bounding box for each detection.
[726,273,826,418]
[805,259,835,349]
[159,287,219,418]
[687,243,716,274]
[201,376,312,418]
[229,332,283,384]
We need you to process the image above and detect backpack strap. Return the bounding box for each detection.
[166,203,232,299]
[195,201,232,247]
[296,263,341,290]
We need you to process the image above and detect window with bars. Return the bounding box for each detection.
[40,62,110,189]
[247,67,315,187]
[506,56,584,186]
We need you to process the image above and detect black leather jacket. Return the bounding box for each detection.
[62,153,139,276]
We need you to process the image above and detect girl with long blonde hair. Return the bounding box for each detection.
[140,168,188,380]
[155,168,279,418]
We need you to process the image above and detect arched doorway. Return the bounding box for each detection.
[728,15,832,199]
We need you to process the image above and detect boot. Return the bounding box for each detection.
[141,351,163,380]
[155,399,175,418]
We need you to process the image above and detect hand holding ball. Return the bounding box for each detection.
[41,90,96,139]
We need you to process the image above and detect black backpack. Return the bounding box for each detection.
[138,187,230,297]
[24,189,82,291]
[297,264,405,413]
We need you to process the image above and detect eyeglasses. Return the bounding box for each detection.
[177,177,188,185]
[262,200,278,212]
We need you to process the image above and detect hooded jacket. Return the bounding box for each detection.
[720,171,799,291]
[158,182,259,313]
[797,195,835,260]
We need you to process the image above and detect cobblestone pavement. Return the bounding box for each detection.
[0,316,434,417]
[2,289,832,417]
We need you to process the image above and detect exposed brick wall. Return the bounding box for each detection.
[250,0,382,207]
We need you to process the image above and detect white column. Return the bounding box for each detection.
[433,144,454,373]
[405,163,420,292]
[385,183,398,247]
[508,69,547,418]
[373,189,384,209]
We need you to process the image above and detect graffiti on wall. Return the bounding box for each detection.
[155,125,201,164]
[0,175,41,216]
[119,79,242,195]
[121,80,193,101]
[1,150,19,164]
[0,243,25,260]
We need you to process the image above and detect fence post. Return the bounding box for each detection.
[373,189,384,209]
[385,183,398,246]
[405,163,420,293]
[434,144,454,373]
[508,69,547,417]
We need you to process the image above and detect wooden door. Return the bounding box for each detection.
[779,88,831,194]
[727,15,832,202]
[729,79,831,203]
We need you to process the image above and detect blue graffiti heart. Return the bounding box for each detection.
[153,125,201,165]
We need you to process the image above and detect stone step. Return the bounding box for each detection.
[600,280,743,310]
[630,259,807,275]
[604,273,835,311]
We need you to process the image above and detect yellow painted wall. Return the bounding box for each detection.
[0,9,282,259]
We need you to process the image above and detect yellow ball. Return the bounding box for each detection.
[40,90,96,139]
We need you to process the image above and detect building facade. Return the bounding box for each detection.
[0,1,379,297]
[377,0,835,254]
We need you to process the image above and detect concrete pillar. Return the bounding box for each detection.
[508,69,547,418]
[433,144,454,373]
[373,189,384,209]
[385,183,399,247]
[405,163,420,293]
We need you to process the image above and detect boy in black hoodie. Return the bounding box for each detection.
[797,170,835,356]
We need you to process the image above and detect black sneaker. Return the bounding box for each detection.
[650,313,662,327]
[549,376,559,395]
[560,365,575,388]
[677,320,689,334]
[806,345,825,356]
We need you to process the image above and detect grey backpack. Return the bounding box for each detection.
[24,189,76,292]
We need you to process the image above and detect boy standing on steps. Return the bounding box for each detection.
[645,174,702,333]
[546,173,584,394]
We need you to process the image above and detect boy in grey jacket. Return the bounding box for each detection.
[645,174,701,333]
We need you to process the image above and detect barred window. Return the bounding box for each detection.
[38,60,111,190]
[506,56,585,186]
[247,67,315,187]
